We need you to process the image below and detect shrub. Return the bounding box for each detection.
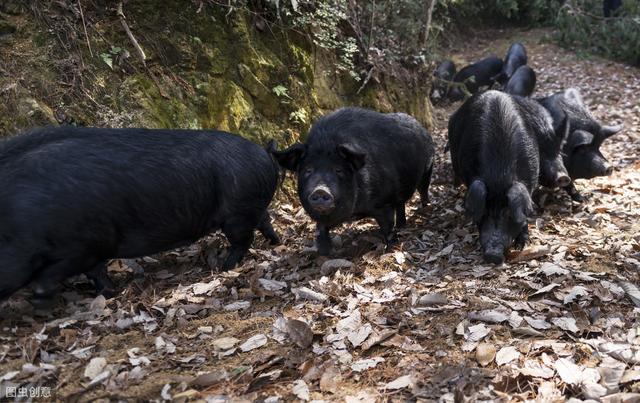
[555,0,640,66]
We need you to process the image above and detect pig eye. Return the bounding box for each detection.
[303,167,313,176]
[334,167,343,175]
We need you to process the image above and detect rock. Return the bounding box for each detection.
[237,63,279,118]
[17,97,57,125]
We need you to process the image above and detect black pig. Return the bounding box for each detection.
[0,126,280,302]
[496,42,527,85]
[448,91,540,264]
[271,108,434,256]
[431,60,456,102]
[537,88,623,201]
[449,56,503,101]
[504,65,536,97]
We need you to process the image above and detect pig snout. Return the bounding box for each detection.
[481,236,507,265]
[481,229,507,265]
[308,185,335,214]
[483,250,505,265]
[555,172,571,188]
[594,159,613,177]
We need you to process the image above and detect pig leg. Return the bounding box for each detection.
[418,162,433,206]
[257,212,281,245]
[0,250,37,301]
[85,262,117,298]
[31,255,102,305]
[316,224,332,256]
[563,183,585,202]
[395,205,407,228]
[374,207,398,248]
[513,225,530,250]
[222,219,255,270]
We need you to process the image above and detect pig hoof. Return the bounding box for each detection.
[483,252,505,265]
[268,234,281,245]
[514,234,529,250]
[317,244,331,256]
[384,233,399,249]
[31,295,56,310]
[100,288,117,299]
[571,193,585,203]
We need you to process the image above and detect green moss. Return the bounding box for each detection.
[0,1,432,144]
[204,78,253,133]
[237,63,279,118]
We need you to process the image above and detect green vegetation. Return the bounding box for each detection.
[555,0,640,66]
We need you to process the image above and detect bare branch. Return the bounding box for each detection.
[117,1,146,67]
[78,0,93,58]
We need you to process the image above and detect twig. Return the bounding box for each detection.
[117,1,146,67]
[78,0,93,57]
[422,0,436,49]
[356,66,375,94]
[115,2,168,99]
[368,0,375,54]
[562,1,637,22]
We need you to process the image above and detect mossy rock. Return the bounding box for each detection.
[0,2,433,145]
[237,63,280,118]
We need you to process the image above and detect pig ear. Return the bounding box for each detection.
[465,180,487,225]
[270,143,306,171]
[564,88,584,106]
[507,182,533,226]
[337,144,366,170]
[600,124,623,139]
[567,130,594,150]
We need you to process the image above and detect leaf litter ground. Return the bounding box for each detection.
[1,28,639,402]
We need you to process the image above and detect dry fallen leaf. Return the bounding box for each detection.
[319,363,341,392]
[555,358,582,385]
[469,309,510,323]
[213,337,240,350]
[495,346,520,366]
[292,379,310,401]
[383,374,414,390]
[286,319,314,349]
[476,343,496,366]
[83,357,107,380]
[552,317,580,333]
[240,334,268,352]
[351,357,385,372]
[619,282,640,307]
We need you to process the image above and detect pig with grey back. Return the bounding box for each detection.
[537,88,623,201]
[448,90,569,264]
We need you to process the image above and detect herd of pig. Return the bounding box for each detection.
[0,43,623,310]
[431,42,536,101]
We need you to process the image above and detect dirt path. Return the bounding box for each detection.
[1,28,639,402]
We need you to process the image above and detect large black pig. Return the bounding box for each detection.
[449,91,542,264]
[0,126,281,302]
[496,42,527,85]
[271,107,434,256]
[537,88,623,201]
[448,56,503,101]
